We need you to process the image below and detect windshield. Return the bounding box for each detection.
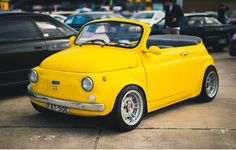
[75,21,143,48]
[187,16,221,26]
[131,13,154,19]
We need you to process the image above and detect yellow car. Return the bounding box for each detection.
[28,18,219,131]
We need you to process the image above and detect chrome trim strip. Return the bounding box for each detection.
[31,93,105,112]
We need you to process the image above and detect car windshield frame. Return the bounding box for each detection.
[74,21,144,49]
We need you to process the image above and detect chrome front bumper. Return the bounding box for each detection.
[31,93,105,112]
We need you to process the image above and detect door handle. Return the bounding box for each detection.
[34,45,44,50]
[180,51,189,56]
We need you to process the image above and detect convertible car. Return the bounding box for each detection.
[28,19,219,131]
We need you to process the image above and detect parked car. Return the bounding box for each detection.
[50,14,67,22]
[152,13,235,51]
[0,13,77,88]
[28,18,218,131]
[230,33,236,56]
[227,10,236,25]
[130,10,165,27]
[64,11,125,31]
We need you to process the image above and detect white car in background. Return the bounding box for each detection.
[130,10,165,27]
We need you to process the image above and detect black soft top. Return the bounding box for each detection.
[147,35,202,48]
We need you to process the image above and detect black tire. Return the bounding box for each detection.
[111,85,146,131]
[31,102,47,113]
[197,66,219,102]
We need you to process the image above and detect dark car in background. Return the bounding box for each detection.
[152,13,235,51]
[230,33,236,57]
[227,10,236,25]
[64,11,125,31]
[0,13,77,88]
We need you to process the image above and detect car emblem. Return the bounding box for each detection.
[52,80,60,90]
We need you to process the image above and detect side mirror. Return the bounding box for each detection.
[146,46,161,55]
[69,36,76,46]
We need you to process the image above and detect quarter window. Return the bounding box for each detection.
[64,16,74,24]
[32,16,64,38]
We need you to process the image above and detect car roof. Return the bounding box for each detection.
[72,11,115,16]
[137,10,164,13]
[84,11,114,14]
[185,12,216,17]
[0,12,49,17]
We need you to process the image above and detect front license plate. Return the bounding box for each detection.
[47,104,69,114]
[218,39,227,44]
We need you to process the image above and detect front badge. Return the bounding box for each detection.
[51,80,60,91]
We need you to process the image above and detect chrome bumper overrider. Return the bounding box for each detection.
[31,93,105,112]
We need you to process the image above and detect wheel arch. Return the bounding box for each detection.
[113,84,148,114]
[194,62,217,97]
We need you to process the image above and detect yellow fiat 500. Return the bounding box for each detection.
[28,18,219,131]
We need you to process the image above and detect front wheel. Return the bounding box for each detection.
[198,66,219,102]
[112,86,145,131]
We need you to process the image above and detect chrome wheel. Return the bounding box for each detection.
[205,71,218,98]
[120,90,144,126]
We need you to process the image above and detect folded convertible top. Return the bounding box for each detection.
[147,35,202,48]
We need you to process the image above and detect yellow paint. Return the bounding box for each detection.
[0,2,9,11]
[30,18,216,116]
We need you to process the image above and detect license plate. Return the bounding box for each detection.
[47,104,69,114]
[218,39,227,44]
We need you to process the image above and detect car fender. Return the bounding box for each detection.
[105,72,147,114]
[192,56,216,97]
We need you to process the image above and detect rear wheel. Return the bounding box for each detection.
[112,86,145,131]
[198,66,219,102]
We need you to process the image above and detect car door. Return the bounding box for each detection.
[141,47,189,105]
[0,15,47,86]
[31,15,73,54]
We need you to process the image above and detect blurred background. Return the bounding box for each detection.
[1,0,236,14]
[1,0,236,89]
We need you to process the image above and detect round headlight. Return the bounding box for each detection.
[28,70,38,83]
[81,77,93,91]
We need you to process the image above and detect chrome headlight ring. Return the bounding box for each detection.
[81,77,93,92]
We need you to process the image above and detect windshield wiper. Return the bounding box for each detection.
[114,42,133,47]
[79,39,108,47]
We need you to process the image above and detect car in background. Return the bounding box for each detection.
[64,11,125,31]
[50,14,67,22]
[227,10,236,25]
[152,13,235,51]
[0,13,77,88]
[230,33,236,56]
[130,10,165,27]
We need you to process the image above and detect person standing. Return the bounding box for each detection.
[163,0,184,35]
[217,3,229,24]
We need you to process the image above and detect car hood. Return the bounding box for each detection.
[40,45,138,73]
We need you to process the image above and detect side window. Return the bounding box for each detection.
[0,16,41,42]
[32,16,64,38]
[64,16,74,24]
[73,15,88,24]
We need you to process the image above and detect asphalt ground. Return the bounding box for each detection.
[0,51,235,149]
